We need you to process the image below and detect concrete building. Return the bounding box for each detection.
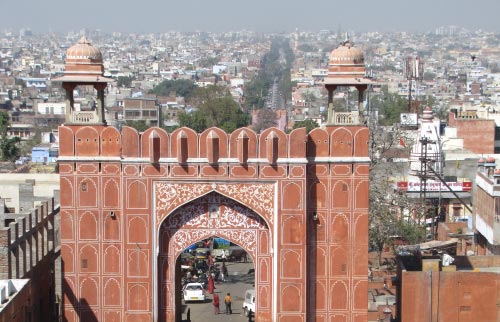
[447,110,498,154]
[474,157,500,255]
[123,97,159,126]
[0,279,31,322]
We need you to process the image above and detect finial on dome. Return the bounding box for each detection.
[77,36,91,45]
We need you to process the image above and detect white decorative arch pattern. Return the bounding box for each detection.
[155,182,274,226]
[161,192,268,256]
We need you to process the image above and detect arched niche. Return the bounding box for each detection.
[330,127,353,157]
[100,126,121,157]
[141,127,169,159]
[75,126,99,156]
[307,128,329,158]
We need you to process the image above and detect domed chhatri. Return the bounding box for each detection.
[53,37,112,125]
[66,36,103,63]
[329,40,365,65]
[60,36,108,79]
[322,39,375,125]
[327,40,366,80]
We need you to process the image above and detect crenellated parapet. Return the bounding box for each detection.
[58,125,370,163]
[0,198,58,280]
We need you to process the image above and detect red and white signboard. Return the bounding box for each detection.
[397,181,472,192]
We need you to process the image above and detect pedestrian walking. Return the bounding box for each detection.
[222,263,228,282]
[207,274,215,294]
[220,263,226,282]
[224,293,232,314]
[213,293,220,315]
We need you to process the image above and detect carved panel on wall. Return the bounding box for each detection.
[127,180,148,209]
[155,182,275,226]
[78,178,98,208]
[103,178,120,208]
[281,182,302,210]
[161,192,268,255]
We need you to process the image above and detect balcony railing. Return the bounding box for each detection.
[71,111,99,124]
[333,111,360,125]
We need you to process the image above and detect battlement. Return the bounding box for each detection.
[58,125,370,162]
[0,198,58,279]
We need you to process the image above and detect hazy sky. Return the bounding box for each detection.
[2,0,500,33]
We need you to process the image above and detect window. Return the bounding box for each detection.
[495,127,500,140]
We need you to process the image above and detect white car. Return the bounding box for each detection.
[242,289,255,316]
[183,283,206,302]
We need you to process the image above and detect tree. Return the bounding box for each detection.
[117,76,134,88]
[0,137,20,163]
[368,122,426,267]
[188,85,230,108]
[124,120,149,132]
[293,119,319,133]
[253,109,277,133]
[149,79,197,98]
[0,110,21,163]
[0,111,9,137]
[178,96,249,133]
[370,86,408,126]
[198,56,220,68]
[21,128,42,155]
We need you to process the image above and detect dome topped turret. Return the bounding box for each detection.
[66,36,103,63]
[327,40,366,79]
[59,37,108,79]
[329,40,364,65]
[52,37,112,125]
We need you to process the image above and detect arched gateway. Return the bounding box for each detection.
[57,37,371,322]
[156,186,273,321]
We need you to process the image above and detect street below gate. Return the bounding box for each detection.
[181,260,256,322]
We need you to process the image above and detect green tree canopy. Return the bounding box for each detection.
[0,111,21,163]
[178,96,249,133]
[370,86,408,126]
[117,76,134,88]
[293,119,319,133]
[1,137,20,163]
[124,120,149,132]
[149,79,197,98]
[0,110,9,137]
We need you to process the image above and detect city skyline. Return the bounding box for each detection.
[2,0,500,34]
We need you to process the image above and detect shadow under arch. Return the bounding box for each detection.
[155,191,273,322]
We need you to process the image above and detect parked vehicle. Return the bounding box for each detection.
[228,246,246,261]
[242,289,255,316]
[182,283,206,302]
[211,248,229,261]
[195,248,210,260]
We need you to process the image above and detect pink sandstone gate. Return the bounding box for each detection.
[59,124,370,322]
[55,36,373,322]
[155,189,273,321]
